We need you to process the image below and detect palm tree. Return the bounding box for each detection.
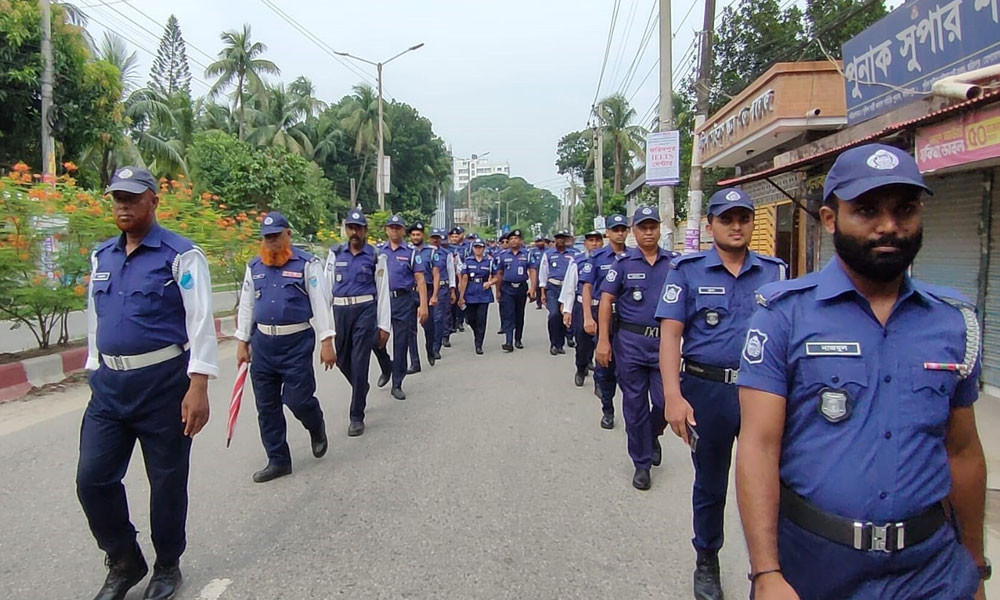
[596,93,646,194]
[196,99,236,135]
[306,110,343,163]
[246,84,313,157]
[289,76,326,118]
[97,32,141,95]
[204,24,280,141]
[338,84,389,193]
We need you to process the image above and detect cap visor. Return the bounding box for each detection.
[260,225,286,235]
[710,203,755,216]
[831,175,933,201]
[632,216,660,225]
[105,181,151,195]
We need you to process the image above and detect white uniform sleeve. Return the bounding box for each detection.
[447,254,457,288]
[539,256,549,288]
[375,253,392,333]
[235,265,255,342]
[560,262,578,313]
[174,247,219,378]
[324,248,338,296]
[85,251,100,371]
[305,259,335,341]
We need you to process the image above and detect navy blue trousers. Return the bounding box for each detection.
[373,292,414,389]
[592,309,616,416]
[407,286,435,369]
[572,302,595,374]
[500,282,527,345]
[432,285,451,353]
[333,300,377,423]
[465,302,489,350]
[545,285,567,349]
[614,330,666,469]
[682,373,739,553]
[77,352,192,564]
[250,328,324,466]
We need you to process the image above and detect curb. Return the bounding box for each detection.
[0,315,239,405]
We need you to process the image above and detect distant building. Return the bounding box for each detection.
[452,155,510,191]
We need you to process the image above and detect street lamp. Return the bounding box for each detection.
[335,42,425,212]
[457,151,489,209]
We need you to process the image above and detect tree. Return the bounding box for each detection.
[801,0,887,60]
[149,15,192,97]
[596,93,646,194]
[337,84,386,208]
[246,83,313,157]
[98,32,140,93]
[204,24,280,141]
[555,129,613,187]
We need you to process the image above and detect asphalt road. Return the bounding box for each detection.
[0,307,751,600]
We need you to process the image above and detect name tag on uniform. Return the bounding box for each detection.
[252,273,266,280]
[626,273,646,280]
[335,261,348,267]
[805,342,861,356]
[93,272,110,281]
[281,271,303,278]
[698,287,725,295]
[396,256,409,262]
[600,264,611,270]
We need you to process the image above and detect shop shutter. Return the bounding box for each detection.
[751,203,776,255]
[981,170,1000,387]
[817,227,835,270]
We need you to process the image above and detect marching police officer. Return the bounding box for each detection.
[539,230,577,355]
[324,210,391,437]
[736,144,989,600]
[406,221,440,370]
[495,229,531,351]
[458,237,495,354]
[530,236,548,310]
[595,207,678,491]
[449,227,469,334]
[235,212,337,483]
[655,189,786,599]
[560,230,604,386]
[428,229,456,360]
[79,166,218,600]
[580,215,629,429]
[372,214,429,400]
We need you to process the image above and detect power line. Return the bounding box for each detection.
[588,0,622,123]
[615,0,658,96]
[86,1,211,72]
[673,0,700,38]
[119,0,218,64]
[609,0,640,89]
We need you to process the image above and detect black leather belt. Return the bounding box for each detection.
[683,359,739,384]
[779,483,946,553]
[390,289,412,298]
[618,320,659,338]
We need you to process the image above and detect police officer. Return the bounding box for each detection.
[736,144,989,600]
[439,228,459,348]
[579,215,629,429]
[427,229,455,360]
[595,206,678,491]
[495,229,531,352]
[78,166,218,600]
[372,214,429,400]
[458,237,495,354]
[234,213,337,483]
[560,230,604,386]
[530,236,548,310]
[539,230,577,355]
[324,210,391,437]
[406,221,440,370]
[655,189,786,599]
[449,227,468,334]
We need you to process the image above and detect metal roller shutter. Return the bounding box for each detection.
[817,228,835,270]
[751,203,776,256]
[982,169,1000,387]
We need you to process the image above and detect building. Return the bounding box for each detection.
[452,155,510,192]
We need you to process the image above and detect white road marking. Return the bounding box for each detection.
[197,578,232,599]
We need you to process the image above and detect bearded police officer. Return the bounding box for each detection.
[79,166,218,600]
[495,229,531,351]
[539,230,577,355]
[736,144,989,600]
[560,230,604,386]
[406,221,440,370]
[655,189,786,600]
[235,212,337,483]
[595,207,679,491]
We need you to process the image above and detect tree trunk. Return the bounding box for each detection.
[614,140,623,194]
[237,71,246,141]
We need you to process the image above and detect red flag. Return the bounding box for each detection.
[227,362,249,448]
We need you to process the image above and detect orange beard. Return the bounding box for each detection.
[260,240,293,267]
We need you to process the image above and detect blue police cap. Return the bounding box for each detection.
[260,212,291,236]
[708,188,755,216]
[823,143,933,203]
[508,229,523,238]
[407,221,425,234]
[345,209,368,227]
[105,166,158,195]
[632,206,660,225]
[386,213,406,228]
[584,230,603,239]
[471,237,486,247]
[607,214,628,229]
[554,230,573,238]
[430,228,444,238]
[450,226,465,235]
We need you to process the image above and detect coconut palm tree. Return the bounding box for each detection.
[204,24,280,141]
[289,76,326,118]
[338,84,389,193]
[246,84,313,157]
[596,93,646,194]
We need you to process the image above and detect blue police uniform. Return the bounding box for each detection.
[738,144,982,599]
[324,210,391,427]
[540,234,577,352]
[372,217,424,393]
[560,244,598,378]
[655,210,786,555]
[406,228,438,371]
[496,234,531,348]
[79,200,218,573]
[529,239,547,309]
[461,244,495,352]
[429,231,454,357]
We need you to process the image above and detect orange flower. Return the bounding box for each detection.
[177,174,185,179]
[12,162,29,173]
[79,247,89,255]
[73,284,86,296]
[62,161,77,172]
[65,204,77,213]
[178,222,188,230]
[218,203,227,210]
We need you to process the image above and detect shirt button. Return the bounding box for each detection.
[884,375,892,383]
[879,492,888,500]
[831,375,840,383]
[884,431,892,440]
[939,384,947,393]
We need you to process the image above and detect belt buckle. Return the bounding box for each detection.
[725,369,739,384]
[854,521,904,553]
[644,326,658,338]
[267,324,277,335]
[113,355,125,370]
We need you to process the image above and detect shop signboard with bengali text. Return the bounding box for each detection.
[645,130,680,186]
[916,102,1000,172]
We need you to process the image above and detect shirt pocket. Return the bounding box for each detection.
[694,293,730,326]
[909,366,957,433]
[129,278,169,317]
[92,279,113,318]
[798,357,868,411]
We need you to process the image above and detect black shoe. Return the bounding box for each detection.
[652,438,662,467]
[514,340,523,349]
[502,344,513,353]
[550,346,558,356]
[391,387,406,400]
[458,325,466,332]
[475,346,484,355]
[252,463,292,483]
[442,339,451,348]
[142,563,181,600]
[377,371,390,388]
[555,347,566,355]
[93,546,148,600]
[348,421,365,437]
[407,365,421,375]
[310,422,328,458]
[567,337,576,348]
[574,371,585,387]
[497,329,504,335]
[632,467,651,491]
[600,413,614,429]
[693,551,723,600]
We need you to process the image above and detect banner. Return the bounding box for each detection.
[916,103,1000,172]
[645,131,680,186]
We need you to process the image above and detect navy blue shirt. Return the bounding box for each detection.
[327,243,378,298]
[496,248,531,284]
[602,247,679,326]
[738,258,981,522]
[542,247,576,283]
[379,241,419,291]
[583,245,628,299]
[248,247,315,326]
[462,255,494,304]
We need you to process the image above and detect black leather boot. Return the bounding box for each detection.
[693,550,724,600]
[92,544,148,600]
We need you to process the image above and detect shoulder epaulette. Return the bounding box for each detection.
[914,281,975,309]
[95,236,118,253]
[754,274,820,308]
[670,252,706,269]
[755,253,787,267]
[159,228,196,254]
[292,246,315,262]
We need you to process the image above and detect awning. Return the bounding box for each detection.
[623,170,645,196]
[718,90,1000,188]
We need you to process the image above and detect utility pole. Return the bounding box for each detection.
[658,0,674,249]
[350,177,357,206]
[594,126,604,217]
[40,0,55,178]
[686,0,716,253]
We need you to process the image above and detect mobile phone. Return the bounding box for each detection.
[686,422,700,453]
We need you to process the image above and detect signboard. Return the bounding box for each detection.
[843,0,1000,125]
[645,130,680,186]
[378,155,391,194]
[698,89,776,154]
[593,215,606,232]
[916,102,1000,172]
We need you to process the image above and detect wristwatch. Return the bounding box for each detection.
[978,558,992,581]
